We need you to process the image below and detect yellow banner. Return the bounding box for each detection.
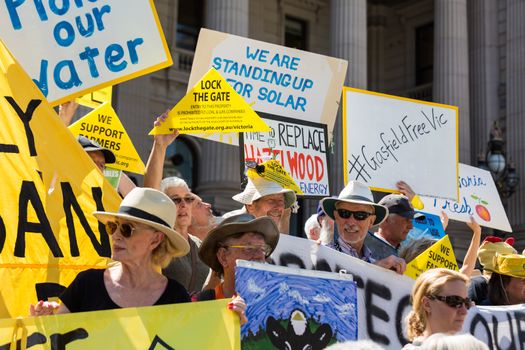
[0,40,121,319]
[404,235,459,280]
[76,87,113,109]
[68,102,146,174]
[0,300,239,349]
[150,68,271,135]
[248,159,303,194]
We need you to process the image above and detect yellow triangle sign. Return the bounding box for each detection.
[248,159,304,194]
[149,68,270,135]
[76,86,113,109]
[0,39,121,318]
[404,235,459,280]
[69,102,145,174]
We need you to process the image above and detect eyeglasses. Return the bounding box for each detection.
[170,196,196,205]
[336,209,374,221]
[429,295,473,310]
[105,222,143,238]
[223,244,273,257]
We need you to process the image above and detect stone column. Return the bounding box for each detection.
[197,0,249,212]
[368,4,387,92]
[330,0,367,193]
[468,0,499,162]
[433,0,471,163]
[506,0,525,227]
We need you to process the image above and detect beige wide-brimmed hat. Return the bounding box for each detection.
[199,213,280,272]
[233,177,296,209]
[94,187,189,257]
[321,180,388,226]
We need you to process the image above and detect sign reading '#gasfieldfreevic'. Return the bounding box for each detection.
[343,87,459,201]
[188,28,348,145]
[0,0,172,105]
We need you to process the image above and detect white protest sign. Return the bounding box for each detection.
[420,163,512,232]
[241,114,330,197]
[270,235,415,349]
[188,28,348,145]
[343,87,459,200]
[0,0,171,105]
[463,304,525,348]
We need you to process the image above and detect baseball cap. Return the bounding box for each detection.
[77,136,116,164]
[379,194,424,220]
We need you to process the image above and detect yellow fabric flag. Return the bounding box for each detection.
[0,40,121,318]
[150,68,271,135]
[0,300,240,349]
[69,102,146,174]
[404,235,459,280]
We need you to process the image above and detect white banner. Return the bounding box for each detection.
[421,163,512,232]
[0,0,171,105]
[343,87,459,200]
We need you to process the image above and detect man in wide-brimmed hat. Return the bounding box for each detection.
[230,176,297,233]
[321,181,406,274]
[196,213,280,300]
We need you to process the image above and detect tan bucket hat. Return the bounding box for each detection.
[321,180,388,226]
[199,213,280,272]
[233,177,296,209]
[93,187,189,257]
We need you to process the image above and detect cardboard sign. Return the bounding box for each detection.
[404,235,459,280]
[0,40,121,318]
[76,86,113,109]
[269,235,415,349]
[343,87,459,201]
[236,261,358,348]
[150,68,270,135]
[420,163,512,232]
[241,114,330,197]
[0,0,172,105]
[69,102,145,174]
[0,300,239,349]
[188,28,348,145]
[400,212,446,249]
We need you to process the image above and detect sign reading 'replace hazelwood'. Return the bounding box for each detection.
[0,0,172,105]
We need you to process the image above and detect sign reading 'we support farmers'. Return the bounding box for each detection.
[188,28,348,145]
[343,87,459,201]
[241,114,330,197]
[0,0,171,105]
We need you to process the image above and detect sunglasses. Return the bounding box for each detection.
[336,209,374,221]
[105,222,138,238]
[223,244,273,257]
[171,196,196,205]
[429,295,473,310]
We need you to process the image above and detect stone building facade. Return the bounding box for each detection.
[114,0,525,254]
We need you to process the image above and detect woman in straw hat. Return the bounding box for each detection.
[403,268,472,349]
[482,253,525,305]
[31,187,192,314]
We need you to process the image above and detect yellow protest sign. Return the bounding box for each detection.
[68,102,146,174]
[0,300,240,349]
[76,87,113,109]
[404,235,459,280]
[0,40,121,319]
[248,159,304,194]
[150,68,271,135]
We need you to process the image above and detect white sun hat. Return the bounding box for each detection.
[233,176,297,209]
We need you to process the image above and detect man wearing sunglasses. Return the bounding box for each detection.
[321,181,406,274]
[365,193,425,260]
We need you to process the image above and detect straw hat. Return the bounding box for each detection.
[94,187,189,257]
[489,254,525,278]
[321,181,388,226]
[199,213,280,272]
[233,177,296,209]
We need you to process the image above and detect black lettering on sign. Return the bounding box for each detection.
[4,97,41,157]
[365,279,391,346]
[516,312,525,348]
[395,295,411,346]
[0,332,46,350]
[15,181,63,257]
[279,253,306,269]
[493,313,516,350]
[61,183,110,257]
[92,186,112,258]
[0,216,5,254]
[35,283,67,302]
[50,328,88,350]
[314,258,332,272]
[148,335,175,350]
[470,313,493,350]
